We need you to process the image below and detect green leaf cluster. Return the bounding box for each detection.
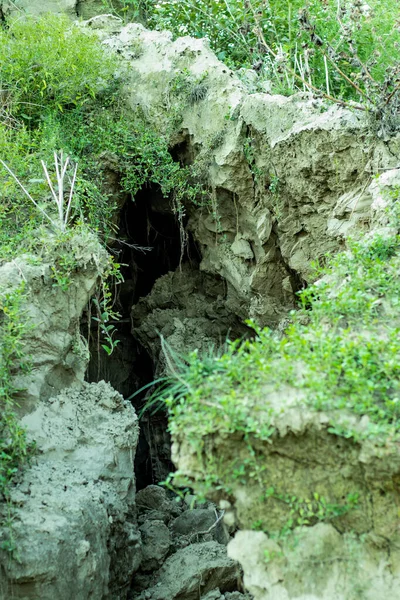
[138,0,400,105]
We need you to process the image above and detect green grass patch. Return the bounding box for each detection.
[130,0,400,112]
[0,14,117,122]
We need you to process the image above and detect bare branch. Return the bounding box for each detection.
[0,159,57,228]
[1,151,78,232]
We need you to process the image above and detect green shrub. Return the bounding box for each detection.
[56,107,199,200]
[0,13,202,258]
[0,14,117,123]
[142,0,400,112]
[0,14,119,255]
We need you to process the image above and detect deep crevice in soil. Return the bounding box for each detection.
[84,184,201,489]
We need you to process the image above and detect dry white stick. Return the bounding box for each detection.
[324,54,330,97]
[42,151,77,230]
[189,509,225,541]
[41,159,57,211]
[2,151,78,232]
[0,158,57,228]
[64,161,78,228]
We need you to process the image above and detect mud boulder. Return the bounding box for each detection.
[139,520,171,572]
[0,381,140,600]
[0,231,108,415]
[143,541,241,600]
[171,508,228,545]
[228,525,400,600]
[136,485,181,520]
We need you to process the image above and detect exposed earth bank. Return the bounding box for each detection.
[1,11,400,600]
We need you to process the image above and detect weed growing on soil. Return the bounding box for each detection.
[260,488,359,536]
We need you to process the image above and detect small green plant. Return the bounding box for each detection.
[251,519,265,530]
[161,70,209,133]
[268,174,280,194]
[92,302,120,356]
[92,268,123,357]
[264,548,284,563]
[263,488,359,534]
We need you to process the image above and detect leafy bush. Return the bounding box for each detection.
[0,13,120,255]
[0,14,117,122]
[141,0,400,117]
[56,107,201,203]
[0,12,202,256]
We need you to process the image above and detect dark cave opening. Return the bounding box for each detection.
[84,184,201,490]
[169,129,199,166]
[117,184,201,303]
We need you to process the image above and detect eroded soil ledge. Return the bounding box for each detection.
[1,12,400,600]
